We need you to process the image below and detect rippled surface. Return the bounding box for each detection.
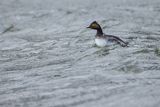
[0,0,160,107]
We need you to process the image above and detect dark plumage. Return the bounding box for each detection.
[87,21,128,47]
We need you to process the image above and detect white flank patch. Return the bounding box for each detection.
[95,38,114,47]
[95,38,107,47]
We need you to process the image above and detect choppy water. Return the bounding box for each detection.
[0,0,160,107]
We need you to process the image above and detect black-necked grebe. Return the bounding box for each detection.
[87,21,128,47]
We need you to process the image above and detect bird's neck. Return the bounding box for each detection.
[96,27,103,36]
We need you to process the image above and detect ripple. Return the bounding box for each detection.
[0,0,160,107]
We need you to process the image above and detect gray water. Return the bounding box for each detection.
[0,0,160,107]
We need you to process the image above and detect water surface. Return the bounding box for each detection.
[0,0,160,107]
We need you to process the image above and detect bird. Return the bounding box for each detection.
[87,21,128,47]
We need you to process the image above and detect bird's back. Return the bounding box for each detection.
[104,34,128,47]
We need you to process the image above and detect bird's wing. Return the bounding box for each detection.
[105,34,128,47]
